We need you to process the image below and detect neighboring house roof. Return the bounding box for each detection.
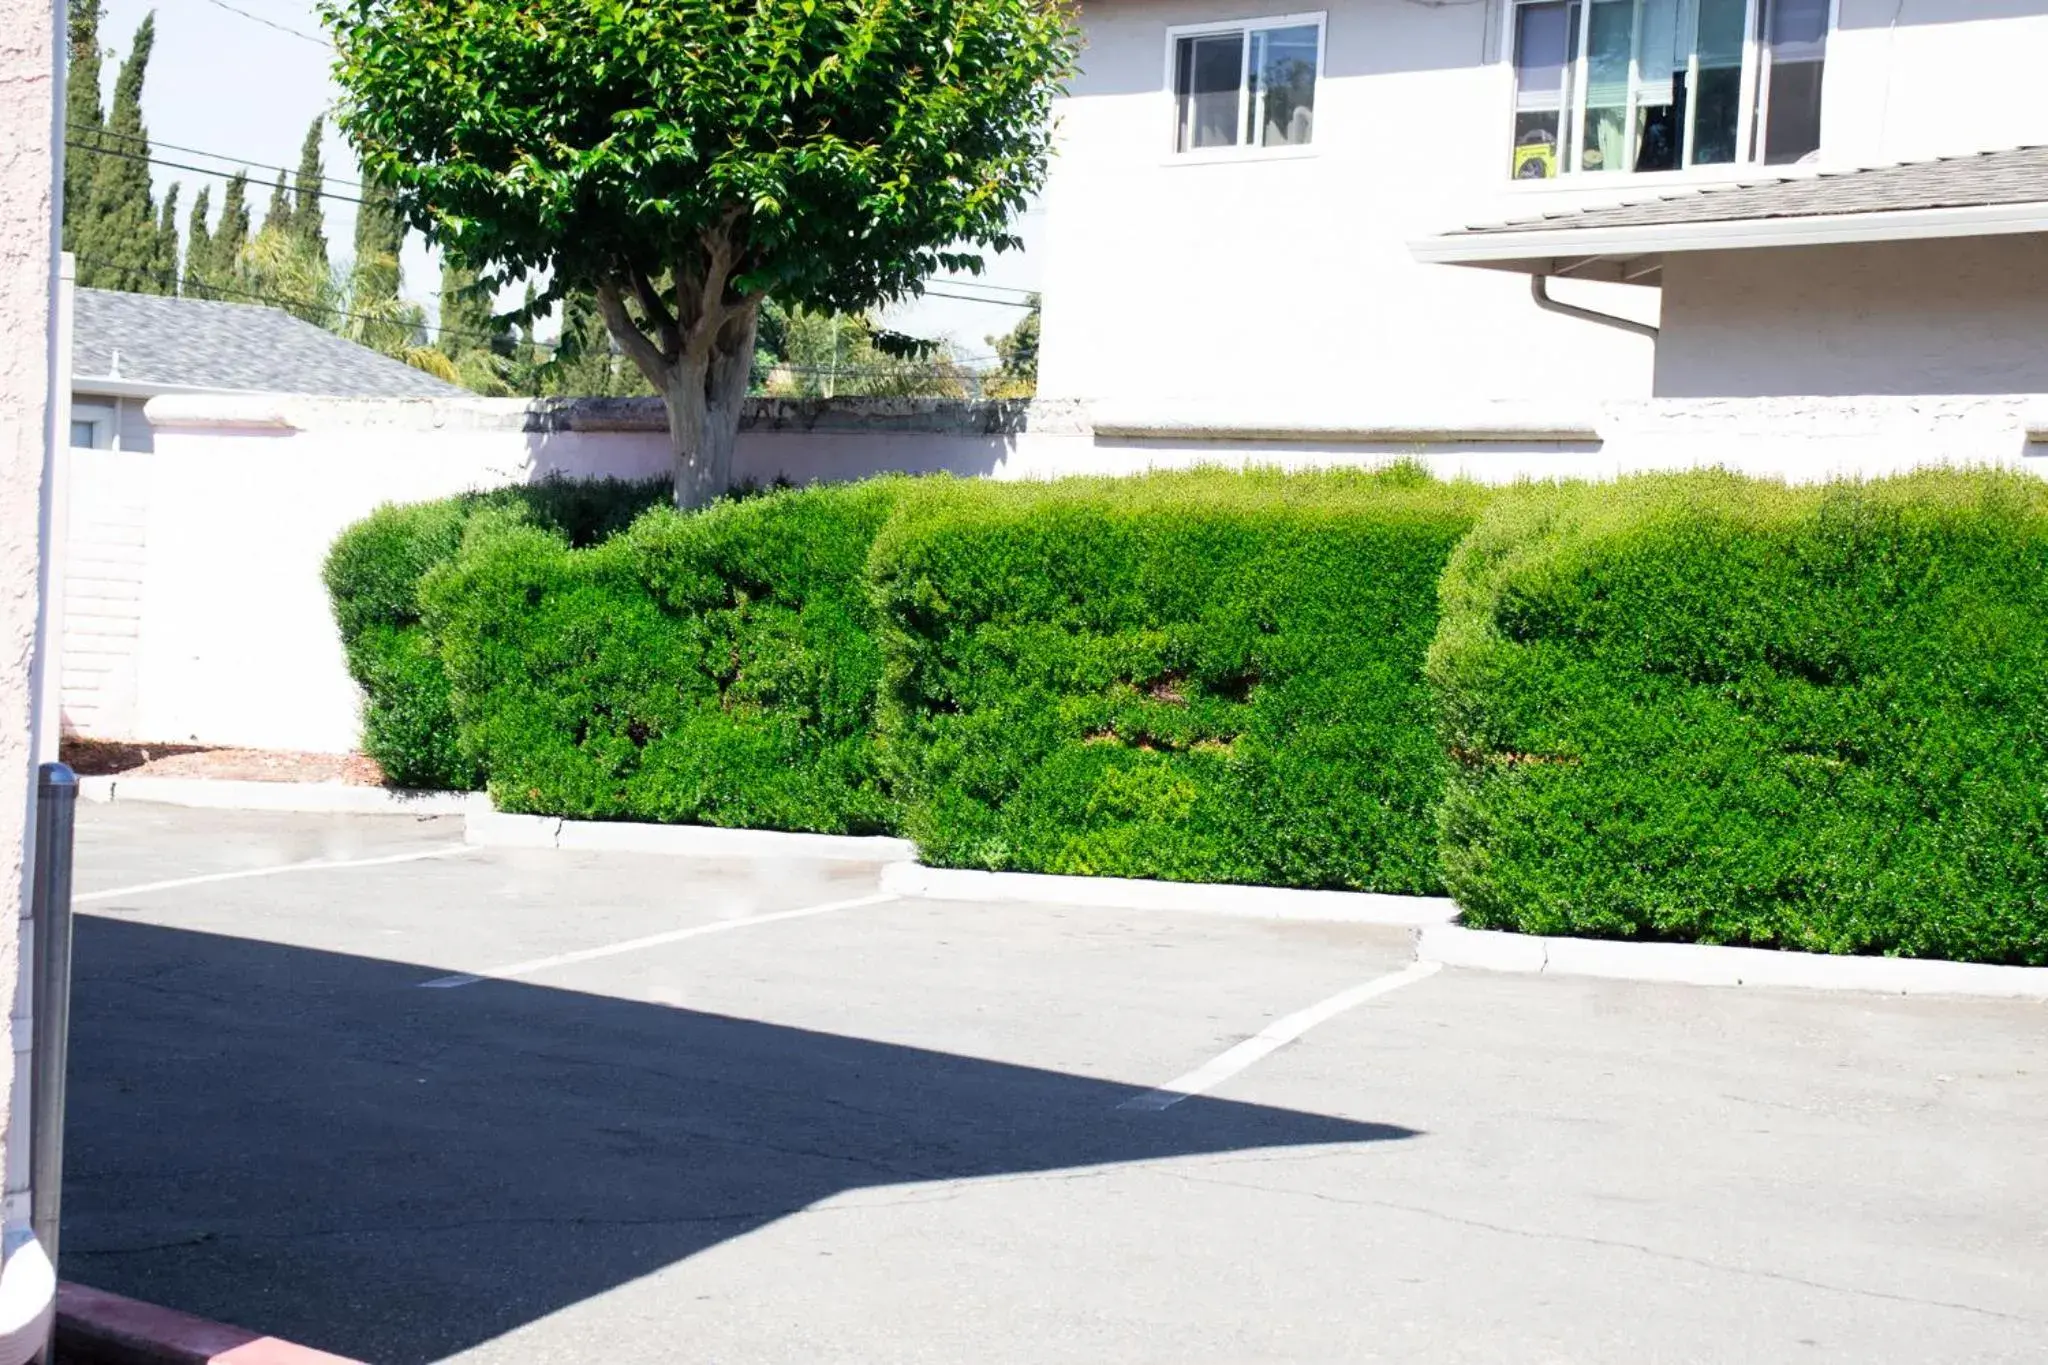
[71,287,466,398]
[1413,145,2048,278]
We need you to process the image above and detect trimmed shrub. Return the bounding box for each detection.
[1431,469,2048,965]
[324,479,666,788]
[424,479,905,833]
[871,467,1486,892]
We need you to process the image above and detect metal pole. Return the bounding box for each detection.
[30,761,77,1277]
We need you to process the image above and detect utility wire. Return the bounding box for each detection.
[921,288,1035,308]
[199,0,330,47]
[72,122,367,195]
[929,277,1037,298]
[69,141,369,208]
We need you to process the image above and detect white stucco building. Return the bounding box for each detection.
[1035,1,2048,414]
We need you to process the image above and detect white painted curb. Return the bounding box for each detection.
[879,862,1459,926]
[464,799,915,863]
[1417,923,2048,999]
[78,775,469,816]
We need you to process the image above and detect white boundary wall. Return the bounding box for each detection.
[53,391,2048,755]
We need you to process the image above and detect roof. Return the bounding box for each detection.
[1412,145,2048,279]
[71,288,467,399]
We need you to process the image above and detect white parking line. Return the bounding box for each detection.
[1120,961,1443,1112]
[418,892,900,988]
[76,843,476,904]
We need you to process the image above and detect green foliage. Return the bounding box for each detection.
[236,224,339,326]
[351,171,405,304]
[1430,469,2048,966]
[762,307,969,399]
[292,118,329,271]
[424,482,906,833]
[871,468,1485,892]
[263,170,293,238]
[182,185,212,297]
[323,480,669,789]
[72,14,167,293]
[63,2,105,244]
[153,183,180,286]
[199,171,250,296]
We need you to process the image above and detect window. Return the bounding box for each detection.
[70,402,114,450]
[1509,0,1828,179]
[1172,15,1323,154]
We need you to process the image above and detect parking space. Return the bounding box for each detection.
[63,804,2048,1364]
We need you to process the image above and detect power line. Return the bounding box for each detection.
[69,140,369,208]
[921,288,1036,309]
[929,276,1037,298]
[199,0,329,47]
[73,122,367,195]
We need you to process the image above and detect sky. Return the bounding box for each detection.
[92,0,1043,357]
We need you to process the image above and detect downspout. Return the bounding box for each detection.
[1532,274,1659,340]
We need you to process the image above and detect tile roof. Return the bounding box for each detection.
[72,287,467,398]
[1453,144,2048,237]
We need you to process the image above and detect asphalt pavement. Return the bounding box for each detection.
[61,801,2048,1364]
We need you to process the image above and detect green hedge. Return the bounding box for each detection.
[1431,469,2048,966]
[422,479,905,833]
[871,468,1485,892]
[323,479,666,789]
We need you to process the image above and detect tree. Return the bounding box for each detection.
[154,182,181,290]
[763,307,968,400]
[325,0,1076,508]
[238,221,337,324]
[76,14,164,292]
[262,169,293,239]
[351,169,405,305]
[985,293,1041,399]
[428,259,516,395]
[200,170,251,296]
[183,185,212,296]
[64,1,106,248]
[292,117,329,273]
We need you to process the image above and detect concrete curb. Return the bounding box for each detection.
[465,800,916,863]
[879,862,1460,926]
[1417,923,2048,999]
[78,776,469,816]
[56,1282,366,1365]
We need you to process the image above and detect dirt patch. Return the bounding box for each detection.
[60,736,387,786]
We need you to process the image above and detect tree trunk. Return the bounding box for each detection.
[660,303,760,511]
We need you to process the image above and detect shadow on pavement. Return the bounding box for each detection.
[64,916,1417,1363]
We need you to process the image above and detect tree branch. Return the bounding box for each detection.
[682,218,743,363]
[594,279,674,389]
[630,267,683,361]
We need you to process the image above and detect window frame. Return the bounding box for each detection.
[1501,0,1838,185]
[1163,11,1328,165]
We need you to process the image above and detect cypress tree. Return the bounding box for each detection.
[350,170,404,304]
[292,118,328,273]
[78,13,163,292]
[206,171,250,290]
[154,182,180,292]
[63,1,105,248]
[263,169,293,239]
[183,184,212,297]
[436,259,494,358]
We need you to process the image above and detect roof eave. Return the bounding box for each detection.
[1408,199,2048,273]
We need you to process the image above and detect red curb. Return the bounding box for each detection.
[55,1284,366,1365]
